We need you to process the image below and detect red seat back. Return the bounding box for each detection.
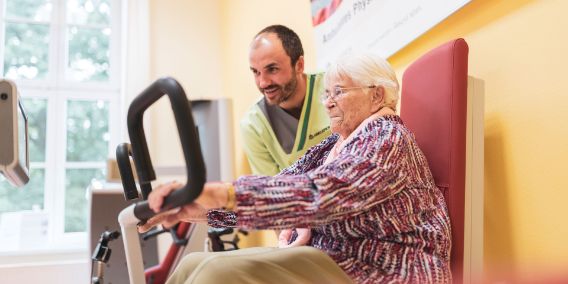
[400,38,469,282]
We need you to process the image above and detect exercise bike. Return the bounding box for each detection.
[94,77,240,284]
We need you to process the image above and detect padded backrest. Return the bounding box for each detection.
[400,38,469,282]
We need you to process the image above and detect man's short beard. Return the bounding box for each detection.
[277,75,297,105]
[261,74,298,106]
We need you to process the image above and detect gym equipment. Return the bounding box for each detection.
[116,77,206,284]
[0,79,29,187]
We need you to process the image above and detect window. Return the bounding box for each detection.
[0,0,121,251]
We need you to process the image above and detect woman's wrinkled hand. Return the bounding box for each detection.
[137,181,212,233]
[278,228,311,248]
[137,202,208,233]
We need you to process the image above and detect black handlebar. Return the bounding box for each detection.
[116,77,206,221]
[116,143,140,200]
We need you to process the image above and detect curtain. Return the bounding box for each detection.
[120,0,150,141]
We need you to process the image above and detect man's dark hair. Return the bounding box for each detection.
[256,25,304,66]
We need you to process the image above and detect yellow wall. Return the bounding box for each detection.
[148,0,225,165]
[148,0,568,280]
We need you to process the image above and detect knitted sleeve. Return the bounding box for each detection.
[208,120,410,230]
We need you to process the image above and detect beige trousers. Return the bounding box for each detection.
[166,246,353,284]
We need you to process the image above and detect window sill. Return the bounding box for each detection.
[0,243,89,267]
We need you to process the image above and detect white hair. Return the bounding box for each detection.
[325,52,400,110]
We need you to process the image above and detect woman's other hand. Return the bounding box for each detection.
[278,228,311,248]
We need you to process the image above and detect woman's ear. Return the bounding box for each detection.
[370,86,385,112]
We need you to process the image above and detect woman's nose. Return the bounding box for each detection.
[324,98,336,109]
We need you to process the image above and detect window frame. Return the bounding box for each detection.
[0,0,123,253]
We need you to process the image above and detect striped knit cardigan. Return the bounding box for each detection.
[208,115,452,283]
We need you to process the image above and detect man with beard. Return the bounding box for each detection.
[242,25,331,176]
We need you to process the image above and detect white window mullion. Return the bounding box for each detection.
[42,91,59,245]
[52,94,68,239]
[2,17,51,25]
[109,0,122,89]
[15,89,51,99]
[48,0,62,88]
[44,0,64,242]
[54,0,66,87]
[58,89,118,100]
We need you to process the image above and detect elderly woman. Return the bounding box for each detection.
[143,52,452,284]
